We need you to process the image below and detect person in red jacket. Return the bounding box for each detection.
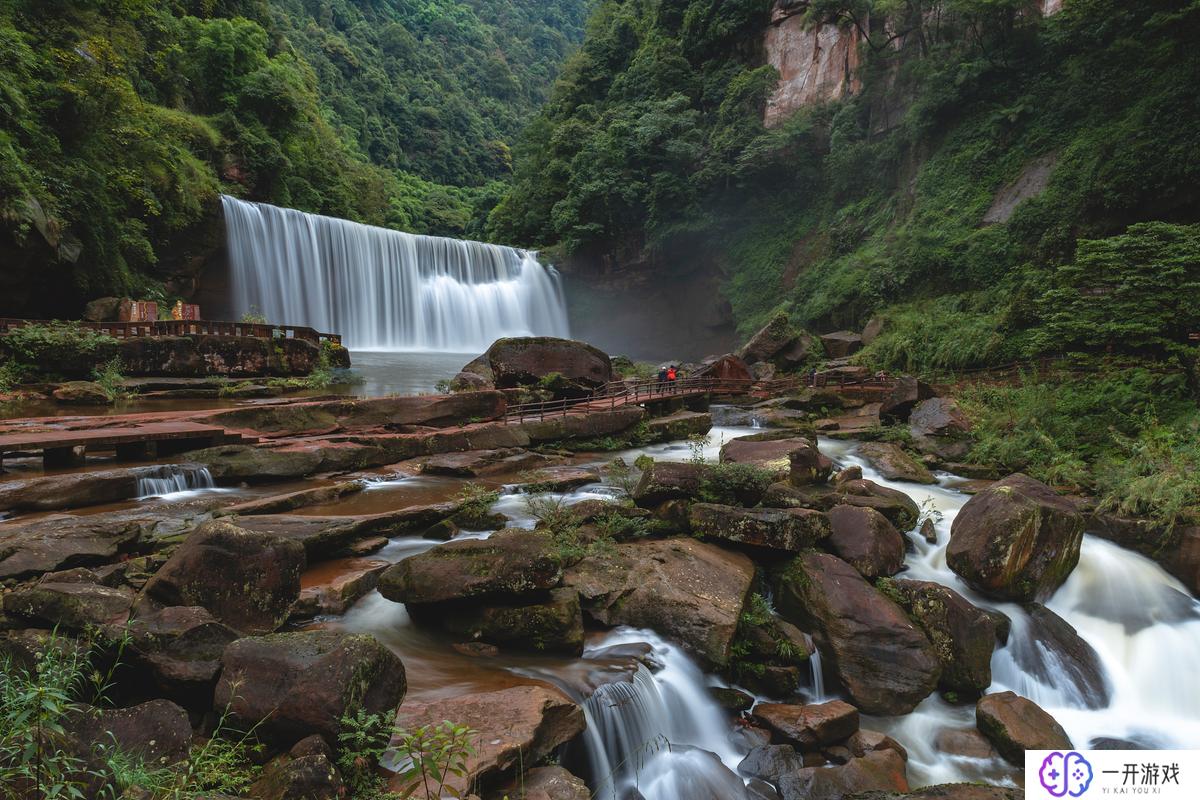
[666,365,677,392]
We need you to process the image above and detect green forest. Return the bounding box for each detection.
[491,0,1200,372]
[0,0,589,315]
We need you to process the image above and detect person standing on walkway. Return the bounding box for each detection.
[667,365,677,392]
[658,366,668,386]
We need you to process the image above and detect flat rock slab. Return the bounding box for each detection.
[515,466,602,493]
[751,700,860,749]
[420,448,561,477]
[857,442,936,484]
[293,557,390,617]
[392,684,584,798]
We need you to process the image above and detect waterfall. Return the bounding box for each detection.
[136,465,216,498]
[221,196,570,351]
[568,629,749,800]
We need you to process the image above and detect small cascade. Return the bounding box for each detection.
[221,196,570,351]
[568,630,748,800]
[135,465,216,498]
[806,645,826,701]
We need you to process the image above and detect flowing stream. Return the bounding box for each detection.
[314,421,1200,795]
[222,196,570,351]
[135,465,217,499]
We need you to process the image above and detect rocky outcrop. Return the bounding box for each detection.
[764,2,863,127]
[487,766,590,800]
[879,377,935,422]
[51,381,112,404]
[565,537,755,668]
[857,442,936,484]
[215,630,406,746]
[827,504,905,578]
[420,447,559,477]
[789,441,835,485]
[416,588,585,655]
[695,353,754,383]
[469,336,612,395]
[378,528,563,605]
[690,503,830,552]
[248,753,344,800]
[0,464,213,512]
[721,433,816,475]
[392,685,584,797]
[975,691,1072,765]
[751,700,860,748]
[736,313,814,369]
[0,509,176,581]
[909,398,973,460]
[138,520,306,634]
[766,477,920,530]
[631,461,707,506]
[645,410,713,442]
[819,331,864,359]
[775,552,940,714]
[886,579,997,697]
[3,574,134,631]
[946,473,1084,601]
[1018,603,1110,708]
[746,748,908,800]
[125,605,239,701]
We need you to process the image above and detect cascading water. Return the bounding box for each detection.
[819,438,1200,785]
[221,196,570,351]
[567,629,750,800]
[135,465,216,498]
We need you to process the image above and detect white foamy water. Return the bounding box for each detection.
[135,465,219,499]
[820,437,1200,784]
[222,195,570,351]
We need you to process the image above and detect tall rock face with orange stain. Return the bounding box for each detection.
[763,0,1066,128]
[763,1,864,127]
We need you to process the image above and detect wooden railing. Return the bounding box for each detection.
[0,318,342,347]
[502,372,898,423]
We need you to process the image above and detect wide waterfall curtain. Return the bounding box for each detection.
[221,196,570,351]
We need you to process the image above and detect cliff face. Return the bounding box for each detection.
[763,1,863,127]
[764,1,1066,127]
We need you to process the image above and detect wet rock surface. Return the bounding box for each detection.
[565,537,755,668]
[827,504,905,578]
[138,519,305,634]
[947,473,1084,601]
[886,579,998,697]
[215,630,406,747]
[775,552,941,715]
[976,690,1073,765]
[689,503,830,552]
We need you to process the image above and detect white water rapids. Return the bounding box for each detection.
[221,196,570,351]
[318,422,1200,796]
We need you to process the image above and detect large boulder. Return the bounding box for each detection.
[766,479,919,531]
[565,537,755,668]
[69,698,193,769]
[909,398,972,460]
[975,691,1072,765]
[689,503,830,552]
[826,505,905,578]
[487,766,590,800]
[475,336,612,393]
[0,467,150,512]
[247,753,344,800]
[646,410,713,442]
[721,434,816,476]
[885,579,997,697]
[215,630,406,746]
[778,750,907,800]
[414,588,585,655]
[737,313,800,365]
[188,444,324,482]
[125,605,240,701]
[775,552,941,715]
[819,331,864,359]
[946,473,1084,601]
[631,461,708,506]
[857,442,936,484]
[377,528,563,605]
[789,442,834,486]
[696,353,754,383]
[392,685,584,797]
[878,377,934,423]
[138,520,306,634]
[750,700,860,749]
